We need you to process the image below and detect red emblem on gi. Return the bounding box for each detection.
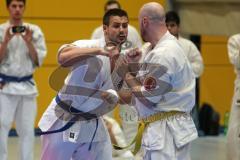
[143,76,157,91]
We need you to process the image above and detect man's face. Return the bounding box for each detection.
[104,16,128,46]
[166,21,179,38]
[7,0,25,21]
[104,16,128,71]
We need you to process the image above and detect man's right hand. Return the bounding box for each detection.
[126,48,142,63]
[103,41,121,58]
[99,48,110,56]
[3,26,14,43]
[101,89,119,105]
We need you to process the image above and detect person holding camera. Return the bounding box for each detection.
[0,0,47,160]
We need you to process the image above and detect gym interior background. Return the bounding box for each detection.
[0,0,239,128]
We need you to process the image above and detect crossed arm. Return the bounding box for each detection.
[58,46,108,67]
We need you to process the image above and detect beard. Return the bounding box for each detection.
[141,29,147,42]
[109,34,126,45]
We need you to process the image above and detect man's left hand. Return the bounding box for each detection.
[21,27,33,43]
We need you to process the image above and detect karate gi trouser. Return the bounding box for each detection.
[0,93,37,160]
[40,119,113,160]
[227,79,240,160]
[120,105,138,150]
[142,124,191,160]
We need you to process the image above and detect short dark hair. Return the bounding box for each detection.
[6,0,26,7]
[103,8,128,26]
[165,11,180,25]
[104,0,121,12]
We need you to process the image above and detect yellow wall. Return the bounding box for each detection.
[200,35,235,124]
[0,0,165,127]
[0,0,234,127]
[0,0,235,127]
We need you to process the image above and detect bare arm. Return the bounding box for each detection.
[125,72,162,103]
[124,73,142,93]
[115,50,143,104]
[117,89,133,104]
[58,46,108,67]
[116,72,143,105]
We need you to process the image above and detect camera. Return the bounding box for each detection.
[12,26,26,33]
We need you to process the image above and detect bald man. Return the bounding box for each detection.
[120,2,198,160]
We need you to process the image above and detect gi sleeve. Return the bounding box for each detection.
[187,42,204,78]
[228,35,240,69]
[32,25,47,67]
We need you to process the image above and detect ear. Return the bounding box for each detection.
[142,17,148,27]
[103,25,108,37]
[103,25,107,32]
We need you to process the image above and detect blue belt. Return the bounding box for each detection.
[0,73,34,85]
[37,94,98,150]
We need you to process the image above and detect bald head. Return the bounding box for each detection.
[138,2,167,46]
[139,2,165,23]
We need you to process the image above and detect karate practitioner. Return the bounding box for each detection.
[119,2,198,160]
[165,11,204,78]
[227,33,240,160]
[92,0,141,151]
[165,11,204,130]
[38,9,129,160]
[0,0,47,160]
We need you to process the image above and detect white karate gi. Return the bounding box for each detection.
[39,38,118,160]
[92,24,142,151]
[227,33,240,160]
[178,37,204,78]
[120,42,153,151]
[134,31,198,160]
[178,36,204,130]
[0,21,47,160]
